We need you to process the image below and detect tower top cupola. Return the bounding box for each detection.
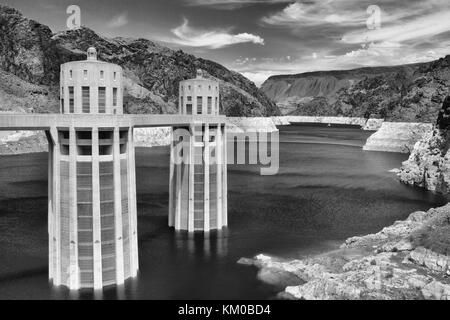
[60,46,123,114]
[87,47,98,61]
[178,68,219,115]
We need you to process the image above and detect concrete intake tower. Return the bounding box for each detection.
[0,48,228,291]
[49,47,138,289]
[168,70,228,232]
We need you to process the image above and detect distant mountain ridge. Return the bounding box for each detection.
[267,64,424,81]
[0,4,279,116]
[261,58,450,122]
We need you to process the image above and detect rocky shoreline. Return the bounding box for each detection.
[0,130,48,154]
[363,122,433,153]
[399,97,450,193]
[399,129,450,193]
[239,204,450,300]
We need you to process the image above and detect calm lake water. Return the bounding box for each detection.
[0,124,448,299]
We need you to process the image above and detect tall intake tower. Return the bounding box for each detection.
[168,70,228,232]
[48,48,138,290]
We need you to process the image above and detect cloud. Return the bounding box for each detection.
[338,42,445,67]
[342,11,450,44]
[262,0,450,30]
[252,0,450,78]
[165,18,264,49]
[107,12,129,28]
[184,0,291,10]
[261,1,367,27]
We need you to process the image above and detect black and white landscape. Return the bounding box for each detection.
[1,0,450,301]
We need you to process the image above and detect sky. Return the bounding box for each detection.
[3,0,450,86]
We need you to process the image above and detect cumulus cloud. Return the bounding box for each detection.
[107,12,129,28]
[166,18,264,49]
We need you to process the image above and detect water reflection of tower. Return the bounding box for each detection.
[173,230,229,260]
[168,69,228,232]
[48,47,138,290]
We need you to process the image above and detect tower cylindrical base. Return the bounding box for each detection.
[169,123,227,232]
[47,124,138,290]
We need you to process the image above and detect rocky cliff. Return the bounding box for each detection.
[261,58,450,122]
[0,4,278,117]
[363,122,433,153]
[399,98,450,193]
[239,204,450,300]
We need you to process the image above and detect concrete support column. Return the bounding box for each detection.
[91,127,103,289]
[168,136,175,227]
[51,127,61,286]
[174,132,182,230]
[127,127,138,277]
[113,127,125,285]
[188,125,195,232]
[181,139,190,230]
[216,124,223,229]
[69,126,79,289]
[204,125,210,232]
[46,130,54,281]
[222,124,228,227]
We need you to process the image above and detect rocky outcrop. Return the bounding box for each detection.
[226,117,278,133]
[399,98,450,193]
[0,69,59,113]
[0,131,47,154]
[363,122,433,153]
[271,117,290,126]
[240,204,450,300]
[0,5,59,114]
[409,247,450,275]
[437,97,450,130]
[261,57,450,122]
[0,4,278,117]
[0,6,59,85]
[260,66,413,114]
[399,130,450,193]
[363,118,385,131]
[133,127,172,147]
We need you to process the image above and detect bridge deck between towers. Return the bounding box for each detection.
[0,114,227,131]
